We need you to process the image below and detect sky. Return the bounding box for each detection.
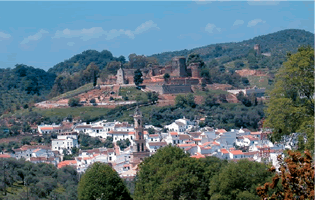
[0,1,313,71]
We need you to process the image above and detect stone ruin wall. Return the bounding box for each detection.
[171,57,187,77]
[162,85,191,94]
[189,63,201,78]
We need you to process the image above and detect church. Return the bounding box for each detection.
[130,106,150,168]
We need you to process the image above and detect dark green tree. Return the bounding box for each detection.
[134,145,211,200]
[78,162,132,200]
[134,69,143,87]
[209,159,273,199]
[187,53,205,68]
[163,73,170,82]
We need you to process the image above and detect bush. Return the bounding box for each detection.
[68,97,80,107]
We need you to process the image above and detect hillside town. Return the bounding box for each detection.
[0,106,295,181]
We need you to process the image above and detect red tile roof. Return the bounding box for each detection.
[191,153,205,159]
[40,127,53,130]
[0,154,11,158]
[229,150,244,155]
[178,143,197,147]
[217,129,227,133]
[148,142,167,147]
[250,131,261,135]
[58,160,77,169]
[220,149,229,154]
[148,134,159,137]
[170,132,178,136]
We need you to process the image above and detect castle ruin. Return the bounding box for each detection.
[114,56,203,94]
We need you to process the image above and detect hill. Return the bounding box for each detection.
[149,29,314,69]
[0,64,56,114]
[48,49,125,75]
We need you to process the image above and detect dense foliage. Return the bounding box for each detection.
[0,64,56,115]
[49,63,100,98]
[78,162,132,200]
[0,159,78,199]
[48,50,118,75]
[209,159,273,200]
[264,46,314,151]
[135,145,272,200]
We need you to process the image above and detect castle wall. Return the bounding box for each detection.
[185,78,199,85]
[189,63,201,78]
[162,85,191,94]
[171,57,187,77]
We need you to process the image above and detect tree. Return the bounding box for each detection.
[134,145,211,200]
[264,46,314,150]
[78,162,132,200]
[68,97,80,107]
[163,73,170,82]
[134,69,143,86]
[209,59,219,68]
[187,53,205,68]
[147,127,155,135]
[209,159,273,200]
[256,150,314,199]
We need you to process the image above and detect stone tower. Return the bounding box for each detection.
[130,106,150,167]
[116,67,125,85]
[171,56,187,77]
[189,63,201,78]
[254,44,261,55]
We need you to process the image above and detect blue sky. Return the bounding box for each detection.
[0,1,313,71]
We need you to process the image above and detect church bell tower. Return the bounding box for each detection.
[130,106,150,167]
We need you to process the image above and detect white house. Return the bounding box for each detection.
[114,122,134,132]
[165,121,186,133]
[229,150,244,159]
[147,142,167,153]
[165,132,181,145]
[147,134,161,143]
[219,148,230,159]
[51,135,79,154]
[74,124,92,134]
[108,131,135,143]
[38,124,62,134]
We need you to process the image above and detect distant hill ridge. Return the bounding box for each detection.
[149,29,314,65]
[47,29,313,75]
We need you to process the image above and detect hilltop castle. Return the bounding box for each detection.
[115,56,204,94]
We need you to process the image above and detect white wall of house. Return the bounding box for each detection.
[52,137,78,154]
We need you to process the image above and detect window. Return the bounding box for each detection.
[131,136,133,140]
[173,140,176,144]
[109,157,112,161]
[151,138,153,141]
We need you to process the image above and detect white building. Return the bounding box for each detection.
[51,134,79,154]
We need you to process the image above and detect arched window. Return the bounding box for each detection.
[141,143,144,152]
[138,119,141,127]
[137,143,140,152]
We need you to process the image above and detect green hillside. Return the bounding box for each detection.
[0,64,56,114]
[149,29,314,70]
